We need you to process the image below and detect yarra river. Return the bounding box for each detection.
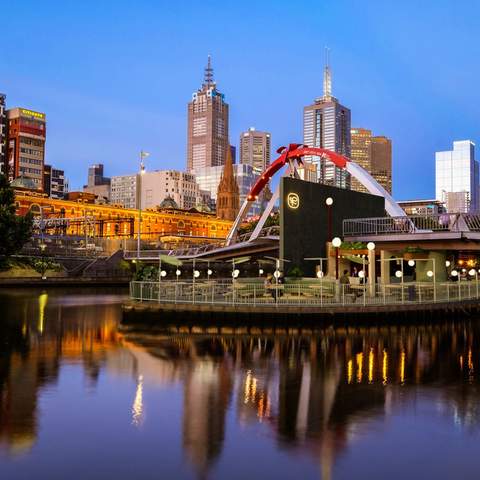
[2,289,480,479]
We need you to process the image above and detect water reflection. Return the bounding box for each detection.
[1,289,480,479]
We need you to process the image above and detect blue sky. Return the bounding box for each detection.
[2,0,480,198]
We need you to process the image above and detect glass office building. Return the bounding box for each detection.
[435,140,479,213]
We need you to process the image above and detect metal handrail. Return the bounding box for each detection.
[342,213,480,236]
[129,279,480,308]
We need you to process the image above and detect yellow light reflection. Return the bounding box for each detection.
[356,352,363,383]
[347,359,353,384]
[132,375,144,426]
[382,349,388,385]
[38,292,48,333]
[459,355,464,370]
[400,351,405,384]
[468,349,473,372]
[368,348,374,383]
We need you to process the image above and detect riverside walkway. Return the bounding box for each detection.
[125,279,480,321]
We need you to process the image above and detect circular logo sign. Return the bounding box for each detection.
[287,192,300,209]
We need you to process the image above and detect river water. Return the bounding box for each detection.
[1,288,480,479]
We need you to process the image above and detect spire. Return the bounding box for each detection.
[204,55,214,87]
[323,47,332,99]
[216,146,239,221]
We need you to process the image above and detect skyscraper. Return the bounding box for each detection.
[303,52,351,188]
[240,127,271,175]
[0,94,6,175]
[435,140,479,213]
[350,128,392,194]
[187,56,229,173]
[6,107,46,190]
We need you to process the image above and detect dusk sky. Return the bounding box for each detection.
[3,0,480,199]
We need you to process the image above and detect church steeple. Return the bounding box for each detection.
[216,146,239,221]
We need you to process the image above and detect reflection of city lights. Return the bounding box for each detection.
[400,351,405,384]
[468,349,473,372]
[460,355,464,370]
[368,348,374,383]
[132,375,144,427]
[356,353,363,383]
[347,359,353,384]
[38,292,48,333]
[382,349,388,385]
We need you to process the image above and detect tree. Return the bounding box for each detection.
[0,174,33,259]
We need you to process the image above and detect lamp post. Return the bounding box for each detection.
[325,197,333,242]
[136,150,149,259]
[332,237,342,280]
[367,241,375,296]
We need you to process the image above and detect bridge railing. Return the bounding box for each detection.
[342,213,480,237]
[129,279,480,308]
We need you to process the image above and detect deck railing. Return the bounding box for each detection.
[343,213,480,237]
[129,279,480,308]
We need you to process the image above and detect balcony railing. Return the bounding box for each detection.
[129,279,480,308]
[343,213,480,237]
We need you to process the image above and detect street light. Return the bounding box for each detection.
[258,268,264,276]
[395,270,403,278]
[445,260,451,267]
[326,197,333,242]
[137,150,149,259]
[332,237,342,280]
[408,260,415,267]
[367,242,375,251]
[193,270,200,278]
[232,269,240,278]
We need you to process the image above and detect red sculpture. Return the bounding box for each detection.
[247,144,349,200]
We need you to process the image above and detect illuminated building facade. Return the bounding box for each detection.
[0,93,6,175]
[187,56,229,173]
[239,127,271,175]
[14,189,232,240]
[350,128,392,194]
[6,108,46,190]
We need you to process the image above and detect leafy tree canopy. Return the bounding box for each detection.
[0,174,33,258]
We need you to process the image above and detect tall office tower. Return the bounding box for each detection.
[216,148,239,221]
[0,94,6,175]
[187,56,229,173]
[303,53,351,188]
[239,127,271,175]
[350,129,392,194]
[87,164,110,187]
[110,174,137,208]
[43,165,66,199]
[371,135,392,193]
[436,140,480,213]
[6,107,46,190]
[84,163,111,201]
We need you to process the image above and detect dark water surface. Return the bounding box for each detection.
[1,288,480,479]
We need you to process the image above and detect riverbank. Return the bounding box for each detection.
[0,276,130,287]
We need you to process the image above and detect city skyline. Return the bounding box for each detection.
[2,1,480,199]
